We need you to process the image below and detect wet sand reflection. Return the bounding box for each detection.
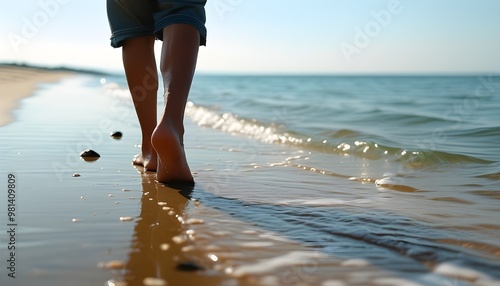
[122,174,222,286]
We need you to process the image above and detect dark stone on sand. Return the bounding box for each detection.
[80,149,100,157]
[176,261,204,272]
[80,149,100,161]
[110,131,123,139]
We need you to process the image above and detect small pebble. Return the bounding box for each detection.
[110,131,123,139]
[80,149,100,161]
[160,243,170,251]
[176,261,204,272]
[143,277,166,286]
[122,189,130,192]
[108,194,114,197]
[80,196,85,200]
[157,202,167,206]
[71,218,80,223]
[119,216,133,221]
[80,149,100,157]
[162,206,172,211]
[72,173,81,177]
[193,199,200,206]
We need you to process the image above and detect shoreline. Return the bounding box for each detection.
[0,64,75,127]
[0,70,498,285]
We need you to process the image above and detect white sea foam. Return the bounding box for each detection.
[102,82,130,100]
[258,232,293,243]
[340,258,371,267]
[240,241,275,248]
[433,262,496,284]
[231,251,328,277]
[185,102,303,145]
[373,277,425,286]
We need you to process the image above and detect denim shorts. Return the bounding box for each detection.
[106,0,207,48]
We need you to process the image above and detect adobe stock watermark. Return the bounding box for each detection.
[389,75,498,185]
[414,75,497,152]
[7,0,71,53]
[340,0,405,63]
[280,249,330,286]
[199,137,262,196]
[209,0,244,20]
[199,107,294,195]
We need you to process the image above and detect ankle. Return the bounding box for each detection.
[157,119,184,139]
[140,141,154,154]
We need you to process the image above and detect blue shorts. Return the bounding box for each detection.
[106,0,207,48]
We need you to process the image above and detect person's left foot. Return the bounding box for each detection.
[132,151,157,172]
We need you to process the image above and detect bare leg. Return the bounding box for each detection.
[152,24,199,184]
[122,36,158,171]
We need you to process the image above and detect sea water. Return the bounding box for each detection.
[185,75,500,284]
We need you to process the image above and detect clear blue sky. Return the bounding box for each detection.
[1,0,499,74]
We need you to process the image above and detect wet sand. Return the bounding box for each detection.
[0,64,74,127]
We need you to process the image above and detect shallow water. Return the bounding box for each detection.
[0,74,499,285]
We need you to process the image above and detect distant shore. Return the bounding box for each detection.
[0,63,77,126]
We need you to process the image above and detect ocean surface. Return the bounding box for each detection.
[1,73,500,285]
[114,74,500,284]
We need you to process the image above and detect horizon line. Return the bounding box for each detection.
[2,62,499,78]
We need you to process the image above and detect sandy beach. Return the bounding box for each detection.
[1,66,499,286]
[0,64,74,127]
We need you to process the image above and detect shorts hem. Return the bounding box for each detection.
[110,26,155,48]
[153,15,207,46]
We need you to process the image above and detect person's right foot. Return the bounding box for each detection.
[151,123,193,184]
